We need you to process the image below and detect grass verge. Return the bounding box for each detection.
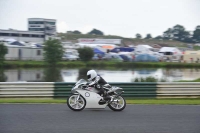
[178,78,200,82]
[4,60,200,68]
[0,98,200,105]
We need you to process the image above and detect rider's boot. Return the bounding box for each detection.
[103,91,111,101]
[98,91,111,105]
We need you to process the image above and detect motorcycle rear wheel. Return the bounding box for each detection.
[67,94,86,111]
[108,96,126,111]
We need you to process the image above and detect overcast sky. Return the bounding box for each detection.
[0,0,199,38]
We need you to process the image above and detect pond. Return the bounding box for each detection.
[1,68,200,82]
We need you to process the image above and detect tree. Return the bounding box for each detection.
[78,47,94,62]
[43,39,64,66]
[135,33,142,39]
[163,28,173,40]
[67,30,82,34]
[172,25,190,41]
[154,36,163,40]
[0,43,7,82]
[145,34,152,39]
[0,69,7,82]
[0,43,8,67]
[73,30,82,34]
[88,29,104,35]
[193,26,200,42]
[163,25,192,42]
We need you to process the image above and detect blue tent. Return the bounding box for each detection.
[93,48,105,55]
[35,44,43,48]
[10,41,25,46]
[135,54,158,62]
[110,47,134,53]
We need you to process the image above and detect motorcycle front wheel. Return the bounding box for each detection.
[67,94,86,111]
[108,96,126,111]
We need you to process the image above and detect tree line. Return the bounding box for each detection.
[67,28,104,36]
[66,24,200,43]
[136,25,200,43]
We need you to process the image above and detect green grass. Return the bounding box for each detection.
[0,98,200,105]
[126,99,200,105]
[178,78,200,82]
[58,33,187,47]
[4,60,200,69]
[193,46,200,50]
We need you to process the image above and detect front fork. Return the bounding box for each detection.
[76,94,80,100]
[75,94,80,104]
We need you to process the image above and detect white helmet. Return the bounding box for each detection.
[87,70,97,81]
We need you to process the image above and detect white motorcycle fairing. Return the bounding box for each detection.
[76,90,107,109]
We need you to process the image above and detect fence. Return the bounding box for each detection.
[0,82,200,98]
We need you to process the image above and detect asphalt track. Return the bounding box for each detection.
[0,104,199,133]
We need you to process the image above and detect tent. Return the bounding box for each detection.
[10,41,25,46]
[4,38,17,42]
[135,54,158,62]
[110,47,134,53]
[35,44,43,48]
[135,45,153,54]
[93,48,105,55]
[102,45,115,49]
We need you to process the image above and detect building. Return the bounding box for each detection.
[0,18,57,43]
[5,45,44,60]
[0,29,45,43]
[183,51,200,63]
[78,38,121,44]
[28,18,56,35]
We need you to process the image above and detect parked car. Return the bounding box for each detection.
[62,54,79,61]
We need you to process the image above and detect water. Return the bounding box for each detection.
[1,68,200,82]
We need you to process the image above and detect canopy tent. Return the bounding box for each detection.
[135,54,158,62]
[10,41,25,46]
[110,47,134,53]
[4,38,17,42]
[102,45,115,50]
[77,43,116,49]
[35,44,43,48]
[93,48,105,55]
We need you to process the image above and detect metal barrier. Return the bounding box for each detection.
[0,82,54,97]
[0,82,200,98]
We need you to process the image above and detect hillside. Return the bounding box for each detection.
[57,33,188,47]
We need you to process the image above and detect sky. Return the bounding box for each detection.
[0,0,199,38]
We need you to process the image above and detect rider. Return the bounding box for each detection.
[87,70,111,101]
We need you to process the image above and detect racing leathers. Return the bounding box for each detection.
[88,75,110,99]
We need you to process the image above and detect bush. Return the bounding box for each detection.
[0,43,8,66]
[43,39,64,66]
[78,47,94,62]
[132,76,167,82]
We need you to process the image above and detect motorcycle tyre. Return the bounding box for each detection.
[67,94,86,111]
[108,96,126,111]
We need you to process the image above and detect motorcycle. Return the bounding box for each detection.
[67,79,126,111]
